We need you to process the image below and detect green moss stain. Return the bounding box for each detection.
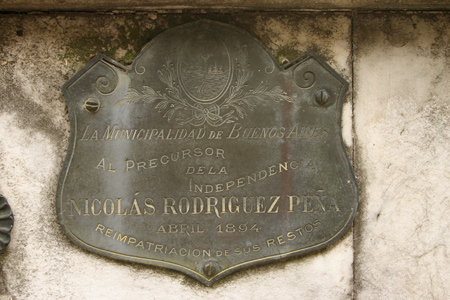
[61,17,159,69]
[63,34,111,66]
[276,46,302,65]
[61,14,306,70]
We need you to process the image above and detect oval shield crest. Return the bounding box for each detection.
[57,20,357,286]
[178,30,233,104]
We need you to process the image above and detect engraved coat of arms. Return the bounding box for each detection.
[57,20,357,286]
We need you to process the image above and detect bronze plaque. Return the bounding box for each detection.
[58,20,357,286]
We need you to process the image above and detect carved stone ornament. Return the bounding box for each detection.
[58,20,358,286]
[0,195,14,252]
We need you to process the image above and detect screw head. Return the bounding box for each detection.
[83,98,100,113]
[203,261,219,277]
[314,89,330,106]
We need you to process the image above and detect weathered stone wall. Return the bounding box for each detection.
[1,0,450,11]
[0,10,448,299]
[353,12,450,299]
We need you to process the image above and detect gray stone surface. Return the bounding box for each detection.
[1,0,450,11]
[0,12,354,299]
[353,12,450,300]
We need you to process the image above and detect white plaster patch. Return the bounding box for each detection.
[0,112,62,298]
[354,13,450,300]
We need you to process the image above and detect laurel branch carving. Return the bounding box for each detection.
[116,49,293,127]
